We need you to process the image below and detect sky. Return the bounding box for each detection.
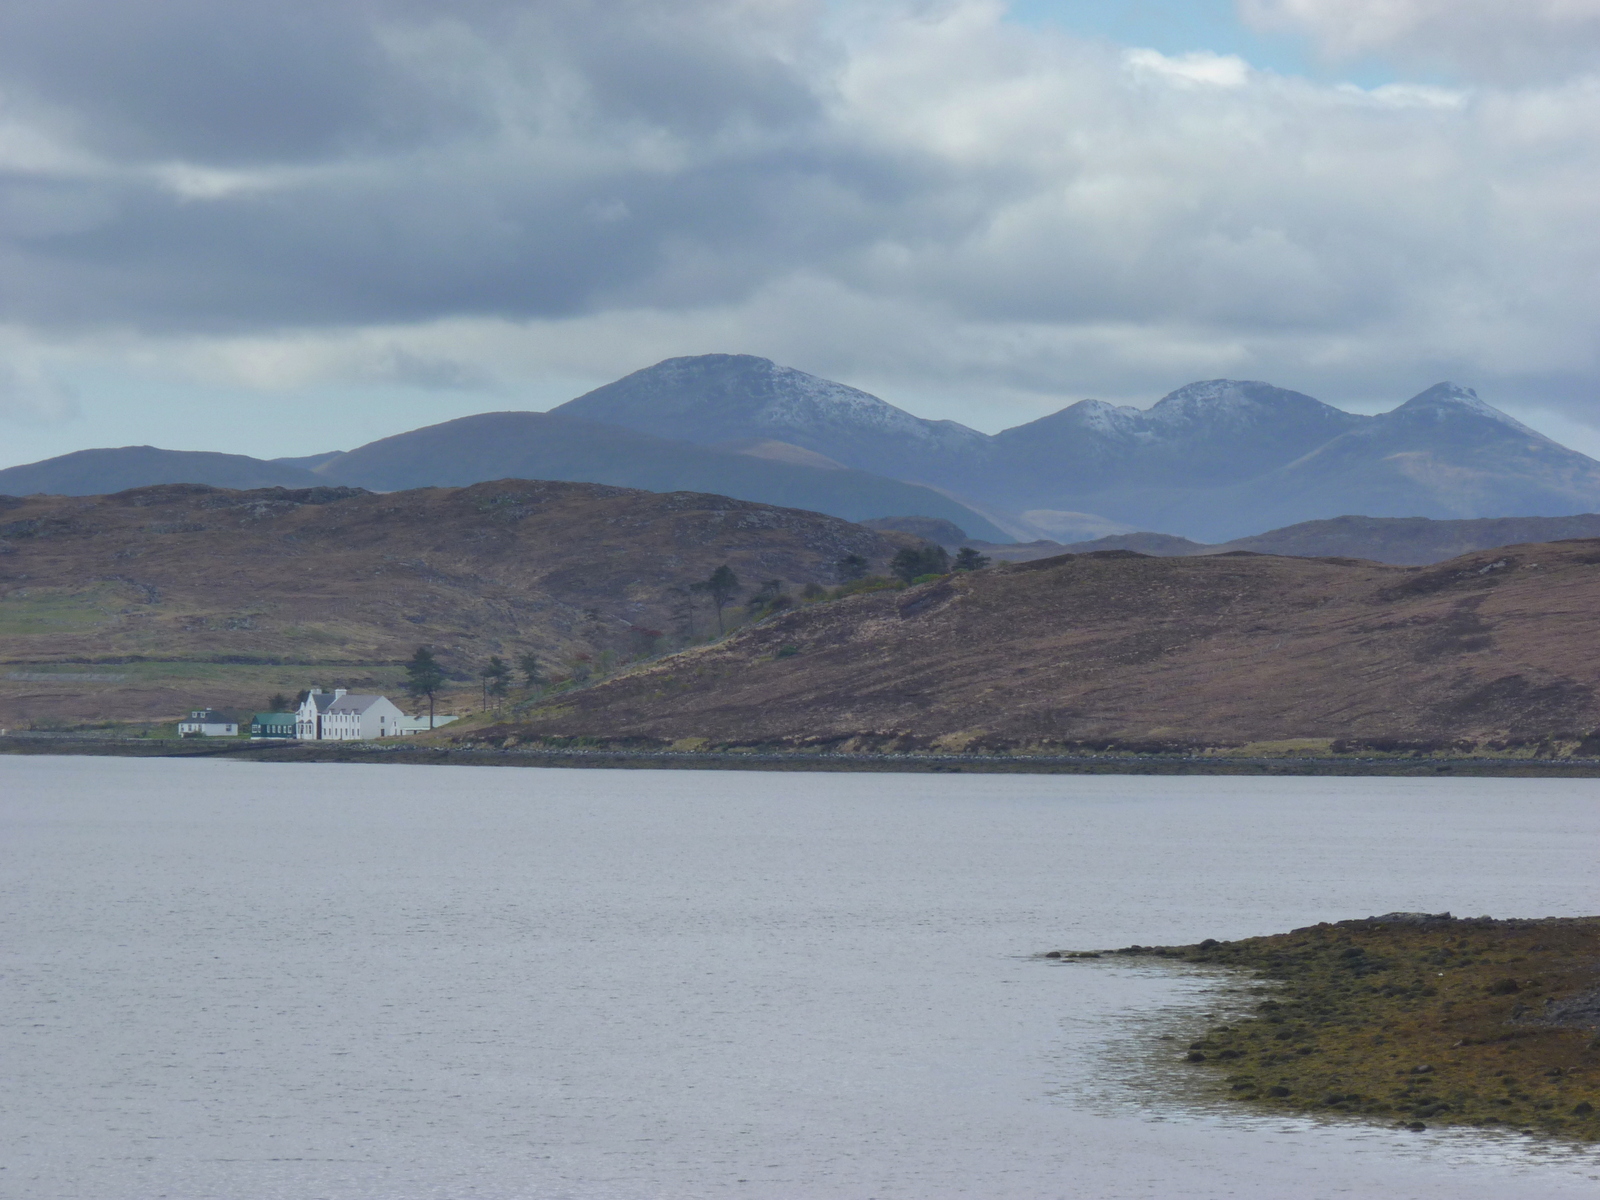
[3,0,1600,468]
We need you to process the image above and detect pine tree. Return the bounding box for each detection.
[702,564,741,633]
[836,553,869,582]
[481,655,511,709]
[517,651,542,689]
[403,646,446,729]
[891,545,950,584]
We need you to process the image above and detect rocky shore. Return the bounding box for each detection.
[18,732,1600,776]
[1051,914,1600,1139]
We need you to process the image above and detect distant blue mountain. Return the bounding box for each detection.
[551,357,1600,542]
[0,446,327,496]
[308,410,1010,539]
[10,357,1600,547]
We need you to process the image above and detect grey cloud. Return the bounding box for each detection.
[1,1,1599,433]
[376,348,499,391]
[1239,0,1600,84]
[0,0,821,164]
[0,361,78,424]
[0,0,437,163]
[0,0,862,329]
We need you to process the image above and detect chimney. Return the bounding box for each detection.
[334,688,347,698]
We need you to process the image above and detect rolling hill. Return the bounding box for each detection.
[0,480,913,726]
[0,447,330,495]
[491,540,1600,750]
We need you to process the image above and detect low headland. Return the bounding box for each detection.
[1049,914,1600,1139]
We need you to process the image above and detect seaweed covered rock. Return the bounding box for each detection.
[1062,915,1600,1139]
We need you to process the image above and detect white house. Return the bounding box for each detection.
[296,689,336,739]
[178,709,239,737]
[296,688,408,740]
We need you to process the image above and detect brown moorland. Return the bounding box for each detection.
[488,541,1600,751]
[0,480,908,725]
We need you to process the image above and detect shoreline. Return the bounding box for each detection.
[1052,915,1600,1140]
[11,732,1600,775]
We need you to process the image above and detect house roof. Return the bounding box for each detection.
[325,693,391,714]
[252,711,296,722]
[183,709,238,723]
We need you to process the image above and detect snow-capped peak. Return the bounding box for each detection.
[1395,383,1542,438]
[1144,379,1325,428]
[752,362,986,450]
[1059,399,1147,438]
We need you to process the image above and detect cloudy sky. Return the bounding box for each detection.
[3,0,1600,468]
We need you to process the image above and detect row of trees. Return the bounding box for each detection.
[403,645,603,719]
[680,543,991,635]
[889,544,989,583]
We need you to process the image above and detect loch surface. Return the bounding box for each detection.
[3,756,1598,1199]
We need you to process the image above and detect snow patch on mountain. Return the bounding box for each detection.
[1053,380,1355,445]
[754,364,985,451]
[1396,383,1545,439]
[1059,399,1149,439]
[1143,379,1346,431]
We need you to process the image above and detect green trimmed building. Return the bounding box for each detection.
[250,712,297,739]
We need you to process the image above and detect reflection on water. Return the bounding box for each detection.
[3,756,1599,1199]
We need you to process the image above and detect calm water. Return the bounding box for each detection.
[3,756,1598,1199]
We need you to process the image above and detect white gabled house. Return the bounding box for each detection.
[296,687,405,740]
[296,689,335,740]
[178,709,239,737]
[294,687,458,740]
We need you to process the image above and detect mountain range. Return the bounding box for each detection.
[545,358,1600,542]
[4,354,1600,545]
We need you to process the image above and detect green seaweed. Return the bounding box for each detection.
[1075,915,1600,1138]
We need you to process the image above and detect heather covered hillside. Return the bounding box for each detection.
[493,541,1600,751]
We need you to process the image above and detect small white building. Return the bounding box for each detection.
[296,688,408,740]
[178,709,239,737]
[396,713,459,735]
